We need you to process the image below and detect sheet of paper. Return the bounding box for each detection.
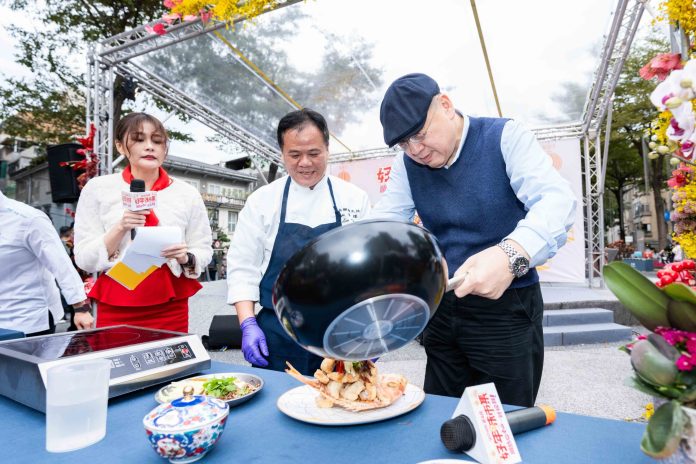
[128,226,183,258]
[122,251,167,274]
[103,226,182,290]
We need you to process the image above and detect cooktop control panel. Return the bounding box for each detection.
[106,342,195,377]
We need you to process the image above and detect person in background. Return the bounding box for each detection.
[74,112,212,332]
[208,254,218,281]
[226,108,371,375]
[0,191,93,336]
[643,245,655,260]
[370,73,576,407]
[59,225,88,331]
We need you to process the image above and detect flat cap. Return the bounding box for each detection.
[380,73,440,147]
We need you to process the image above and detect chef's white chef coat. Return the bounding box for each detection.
[226,175,371,305]
[0,191,87,334]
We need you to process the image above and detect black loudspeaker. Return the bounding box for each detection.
[47,142,83,203]
[205,315,242,349]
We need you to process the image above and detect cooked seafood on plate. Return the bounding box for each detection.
[155,373,263,406]
[285,358,407,412]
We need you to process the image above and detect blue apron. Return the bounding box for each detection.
[256,177,342,375]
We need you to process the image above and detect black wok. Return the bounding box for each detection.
[272,220,449,361]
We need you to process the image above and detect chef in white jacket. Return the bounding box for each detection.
[0,191,92,335]
[226,109,370,375]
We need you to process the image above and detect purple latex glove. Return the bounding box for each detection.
[240,317,269,367]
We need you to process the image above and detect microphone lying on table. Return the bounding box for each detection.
[440,405,556,453]
[130,179,146,240]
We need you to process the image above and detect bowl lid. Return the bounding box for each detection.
[143,388,229,431]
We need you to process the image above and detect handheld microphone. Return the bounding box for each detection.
[440,405,556,453]
[129,179,145,240]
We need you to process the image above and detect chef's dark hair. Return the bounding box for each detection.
[277,108,330,150]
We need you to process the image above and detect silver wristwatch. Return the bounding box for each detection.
[497,240,530,278]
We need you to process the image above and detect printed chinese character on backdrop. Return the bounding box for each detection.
[376,166,391,193]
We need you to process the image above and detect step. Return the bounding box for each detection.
[543,308,615,327]
[543,323,633,346]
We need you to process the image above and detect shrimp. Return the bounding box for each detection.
[285,361,408,412]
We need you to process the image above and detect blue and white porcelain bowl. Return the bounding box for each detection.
[143,387,229,463]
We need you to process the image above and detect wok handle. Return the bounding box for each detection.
[446,272,469,293]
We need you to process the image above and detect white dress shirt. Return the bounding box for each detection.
[226,175,371,305]
[370,117,577,267]
[0,191,87,334]
[74,173,213,278]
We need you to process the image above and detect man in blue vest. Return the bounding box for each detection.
[371,73,576,407]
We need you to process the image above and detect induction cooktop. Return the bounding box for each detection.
[0,325,211,412]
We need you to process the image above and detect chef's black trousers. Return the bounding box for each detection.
[422,283,543,407]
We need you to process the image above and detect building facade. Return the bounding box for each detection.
[9,153,257,238]
[606,185,674,251]
[0,133,40,199]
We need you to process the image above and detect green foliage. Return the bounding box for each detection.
[140,7,383,150]
[641,400,687,458]
[2,2,382,157]
[214,227,230,243]
[0,0,166,144]
[608,34,672,245]
[603,261,671,330]
[28,153,47,167]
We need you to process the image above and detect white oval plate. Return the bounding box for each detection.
[155,372,263,407]
[417,460,475,463]
[277,383,425,426]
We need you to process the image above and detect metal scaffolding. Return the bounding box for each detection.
[580,0,644,286]
[87,0,645,286]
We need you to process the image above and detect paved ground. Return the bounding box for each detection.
[187,281,651,422]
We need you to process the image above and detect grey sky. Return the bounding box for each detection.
[0,0,665,163]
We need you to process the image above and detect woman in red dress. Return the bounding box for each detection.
[74,113,212,332]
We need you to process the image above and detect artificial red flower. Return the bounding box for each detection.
[145,23,167,35]
[668,171,688,188]
[161,13,180,24]
[200,10,212,24]
[640,53,684,81]
[153,23,167,35]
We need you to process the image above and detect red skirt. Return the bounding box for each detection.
[95,298,189,333]
[89,265,202,333]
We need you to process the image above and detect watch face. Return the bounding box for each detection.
[512,256,530,277]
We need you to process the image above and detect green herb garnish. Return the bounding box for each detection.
[203,377,238,398]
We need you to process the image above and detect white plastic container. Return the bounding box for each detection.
[45,359,111,453]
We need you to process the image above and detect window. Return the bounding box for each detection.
[228,211,238,233]
[207,183,221,195]
[184,179,199,190]
[221,187,246,199]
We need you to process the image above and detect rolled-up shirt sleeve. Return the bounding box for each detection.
[226,192,266,305]
[502,120,577,267]
[27,216,87,305]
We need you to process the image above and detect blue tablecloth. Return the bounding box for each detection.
[2,361,653,463]
[0,328,24,341]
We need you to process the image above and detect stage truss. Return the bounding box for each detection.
[88,0,645,286]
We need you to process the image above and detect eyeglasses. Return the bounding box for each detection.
[397,98,438,151]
